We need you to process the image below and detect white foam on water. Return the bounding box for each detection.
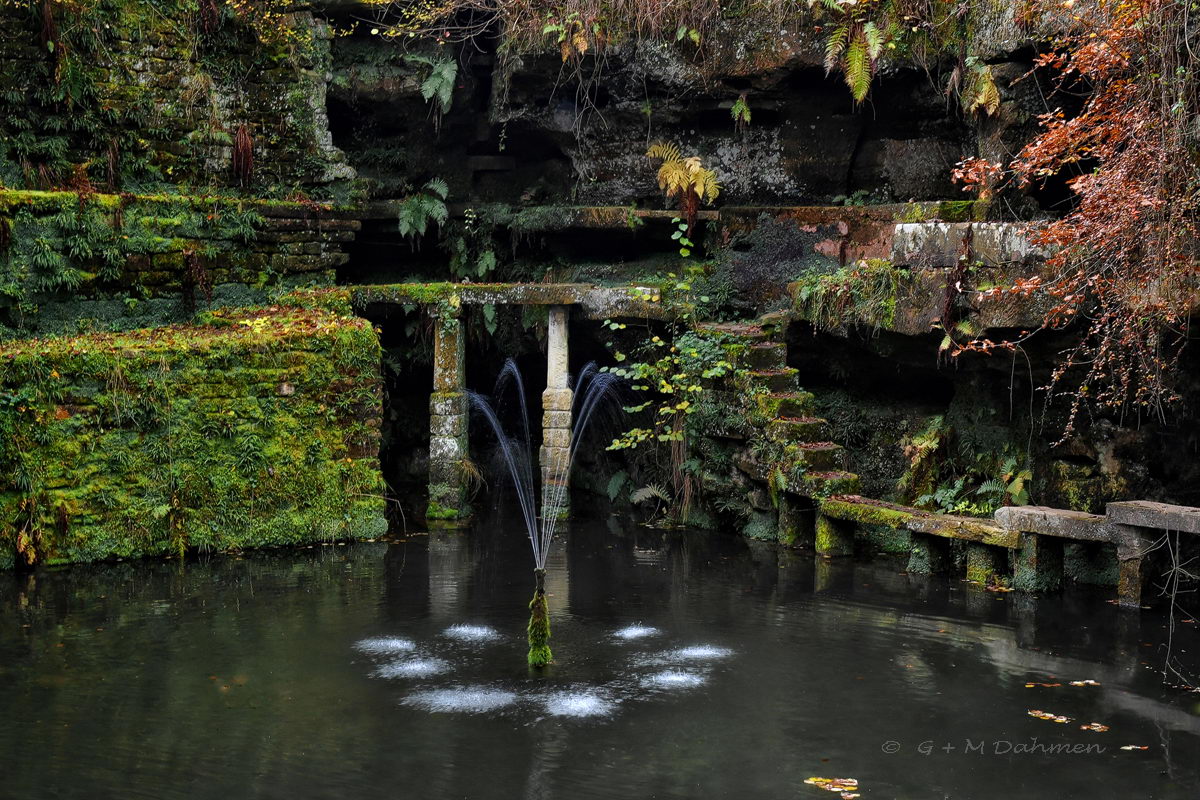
[442,624,501,642]
[373,657,450,679]
[403,687,518,713]
[542,691,616,718]
[613,624,661,640]
[641,670,707,689]
[633,644,733,667]
[353,636,416,656]
[670,645,733,660]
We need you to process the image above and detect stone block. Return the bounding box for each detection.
[429,392,466,417]
[543,387,574,412]
[891,222,970,268]
[542,410,572,430]
[816,514,854,557]
[541,428,571,450]
[971,223,1045,266]
[907,533,951,574]
[1012,533,1063,593]
[430,413,465,438]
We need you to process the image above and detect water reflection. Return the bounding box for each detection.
[1,514,1198,800]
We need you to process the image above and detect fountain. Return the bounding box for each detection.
[468,359,621,667]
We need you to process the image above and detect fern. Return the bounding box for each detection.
[606,470,628,502]
[844,32,871,102]
[630,484,670,504]
[404,54,457,129]
[824,23,850,74]
[397,178,449,240]
[863,21,885,60]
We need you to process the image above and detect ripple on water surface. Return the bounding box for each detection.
[402,687,518,714]
[634,645,733,666]
[373,658,450,679]
[442,624,501,642]
[613,624,661,640]
[641,670,707,689]
[541,691,616,718]
[353,637,416,656]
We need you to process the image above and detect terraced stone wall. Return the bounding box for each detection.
[0,306,386,569]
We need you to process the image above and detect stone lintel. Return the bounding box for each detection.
[994,505,1112,542]
[1107,500,1200,535]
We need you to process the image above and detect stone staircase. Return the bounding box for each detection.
[693,317,859,541]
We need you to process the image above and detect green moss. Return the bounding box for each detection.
[965,542,1005,585]
[791,259,912,332]
[815,513,854,556]
[907,534,950,574]
[527,589,552,668]
[820,496,915,528]
[0,307,385,568]
[425,501,461,521]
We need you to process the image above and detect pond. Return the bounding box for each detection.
[2,514,1198,799]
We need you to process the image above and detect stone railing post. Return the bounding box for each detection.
[540,305,572,520]
[428,297,469,525]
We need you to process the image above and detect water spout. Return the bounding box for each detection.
[467,358,621,667]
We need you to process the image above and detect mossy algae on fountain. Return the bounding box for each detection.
[526,569,552,668]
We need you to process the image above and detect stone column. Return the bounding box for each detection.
[1115,526,1155,609]
[428,300,469,525]
[815,514,854,557]
[1012,533,1063,593]
[540,305,572,520]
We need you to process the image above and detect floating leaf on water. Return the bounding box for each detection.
[1028,709,1072,723]
[1080,722,1110,732]
[805,776,859,798]
[1069,679,1101,687]
[1025,682,1063,688]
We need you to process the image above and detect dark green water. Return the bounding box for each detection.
[2,515,1198,799]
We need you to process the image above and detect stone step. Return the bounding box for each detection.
[735,452,860,497]
[744,342,787,370]
[755,391,815,418]
[799,470,861,496]
[789,442,845,471]
[694,321,772,341]
[742,368,799,393]
[766,416,827,442]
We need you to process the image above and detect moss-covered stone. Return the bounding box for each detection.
[907,533,951,574]
[1012,532,1063,593]
[815,513,854,557]
[0,306,385,568]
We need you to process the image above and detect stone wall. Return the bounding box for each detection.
[0,306,386,569]
[0,190,358,337]
[0,0,352,193]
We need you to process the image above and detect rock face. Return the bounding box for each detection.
[0,3,354,193]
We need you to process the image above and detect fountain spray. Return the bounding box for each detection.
[469,360,620,668]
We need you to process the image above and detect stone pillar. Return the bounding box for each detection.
[907,533,950,574]
[777,495,807,547]
[1115,526,1155,609]
[965,542,1005,586]
[1012,533,1062,593]
[540,306,572,520]
[428,302,469,525]
[815,514,854,557]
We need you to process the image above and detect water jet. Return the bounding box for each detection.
[469,358,621,668]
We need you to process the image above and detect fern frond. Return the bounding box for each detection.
[631,484,670,504]
[424,177,449,199]
[824,23,849,74]
[845,32,871,102]
[646,141,680,162]
[863,21,884,61]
